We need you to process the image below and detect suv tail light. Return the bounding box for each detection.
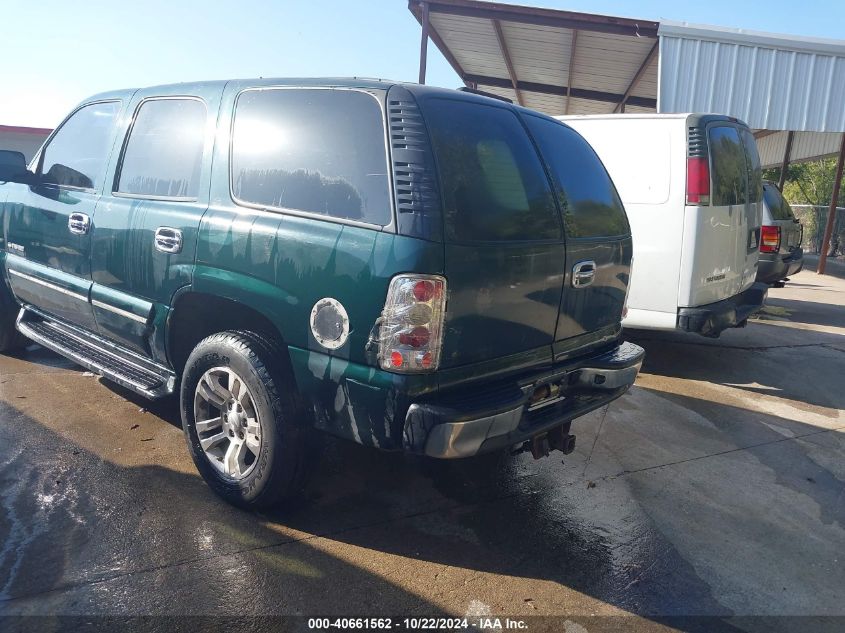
[760,225,780,253]
[379,274,447,372]
[686,157,710,205]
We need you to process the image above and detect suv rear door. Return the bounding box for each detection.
[421,97,566,369]
[522,115,632,359]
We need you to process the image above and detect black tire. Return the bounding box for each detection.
[0,303,27,353]
[180,330,309,510]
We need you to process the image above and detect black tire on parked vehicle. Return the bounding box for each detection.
[180,330,309,510]
[0,304,27,353]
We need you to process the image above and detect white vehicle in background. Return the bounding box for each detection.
[558,113,767,337]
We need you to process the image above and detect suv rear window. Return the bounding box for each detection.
[524,115,628,238]
[764,184,795,220]
[231,88,391,225]
[709,125,747,206]
[423,99,560,242]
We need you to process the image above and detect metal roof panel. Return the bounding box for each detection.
[658,23,845,132]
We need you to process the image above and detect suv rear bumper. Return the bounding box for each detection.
[403,341,644,458]
[676,282,768,337]
[756,248,804,284]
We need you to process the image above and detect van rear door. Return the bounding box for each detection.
[678,118,761,308]
[739,126,764,283]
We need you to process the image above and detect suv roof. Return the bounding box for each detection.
[82,77,564,124]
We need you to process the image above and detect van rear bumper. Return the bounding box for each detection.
[676,282,768,337]
[403,341,644,458]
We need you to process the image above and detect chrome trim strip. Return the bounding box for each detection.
[91,299,149,324]
[8,269,89,303]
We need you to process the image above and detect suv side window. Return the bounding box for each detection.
[116,98,206,199]
[524,115,629,239]
[764,185,795,220]
[231,88,391,225]
[709,125,747,206]
[423,99,559,242]
[39,101,121,190]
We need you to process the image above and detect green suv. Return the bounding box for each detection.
[0,79,643,509]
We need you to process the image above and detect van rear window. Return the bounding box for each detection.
[740,128,763,203]
[423,99,560,242]
[524,115,629,239]
[709,126,747,206]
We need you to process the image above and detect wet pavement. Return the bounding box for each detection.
[0,269,843,631]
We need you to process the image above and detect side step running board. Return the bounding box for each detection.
[16,308,176,399]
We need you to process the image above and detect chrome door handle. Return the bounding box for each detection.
[68,213,91,235]
[154,227,183,254]
[572,260,596,288]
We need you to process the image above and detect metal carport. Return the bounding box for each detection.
[409,0,845,273]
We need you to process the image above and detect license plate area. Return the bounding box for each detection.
[522,372,571,414]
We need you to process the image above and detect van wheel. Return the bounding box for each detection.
[0,307,27,353]
[180,330,309,510]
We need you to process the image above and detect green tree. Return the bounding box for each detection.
[763,158,842,206]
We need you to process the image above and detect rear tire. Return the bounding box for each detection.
[180,330,310,510]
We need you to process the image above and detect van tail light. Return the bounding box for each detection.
[379,274,447,372]
[760,225,781,253]
[686,156,710,205]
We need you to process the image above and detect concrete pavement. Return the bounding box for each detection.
[0,269,843,631]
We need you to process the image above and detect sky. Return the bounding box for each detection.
[1,0,844,128]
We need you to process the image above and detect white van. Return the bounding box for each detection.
[558,113,767,337]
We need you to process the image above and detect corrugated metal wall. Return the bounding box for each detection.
[658,21,845,133]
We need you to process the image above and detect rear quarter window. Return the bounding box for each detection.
[709,125,747,206]
[230,88,391,226]
[524,115,629,239]
[422,98,560,242]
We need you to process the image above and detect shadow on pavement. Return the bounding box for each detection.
[761,297,845,329]
[2,324,843,626]
[0,395,736,622]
